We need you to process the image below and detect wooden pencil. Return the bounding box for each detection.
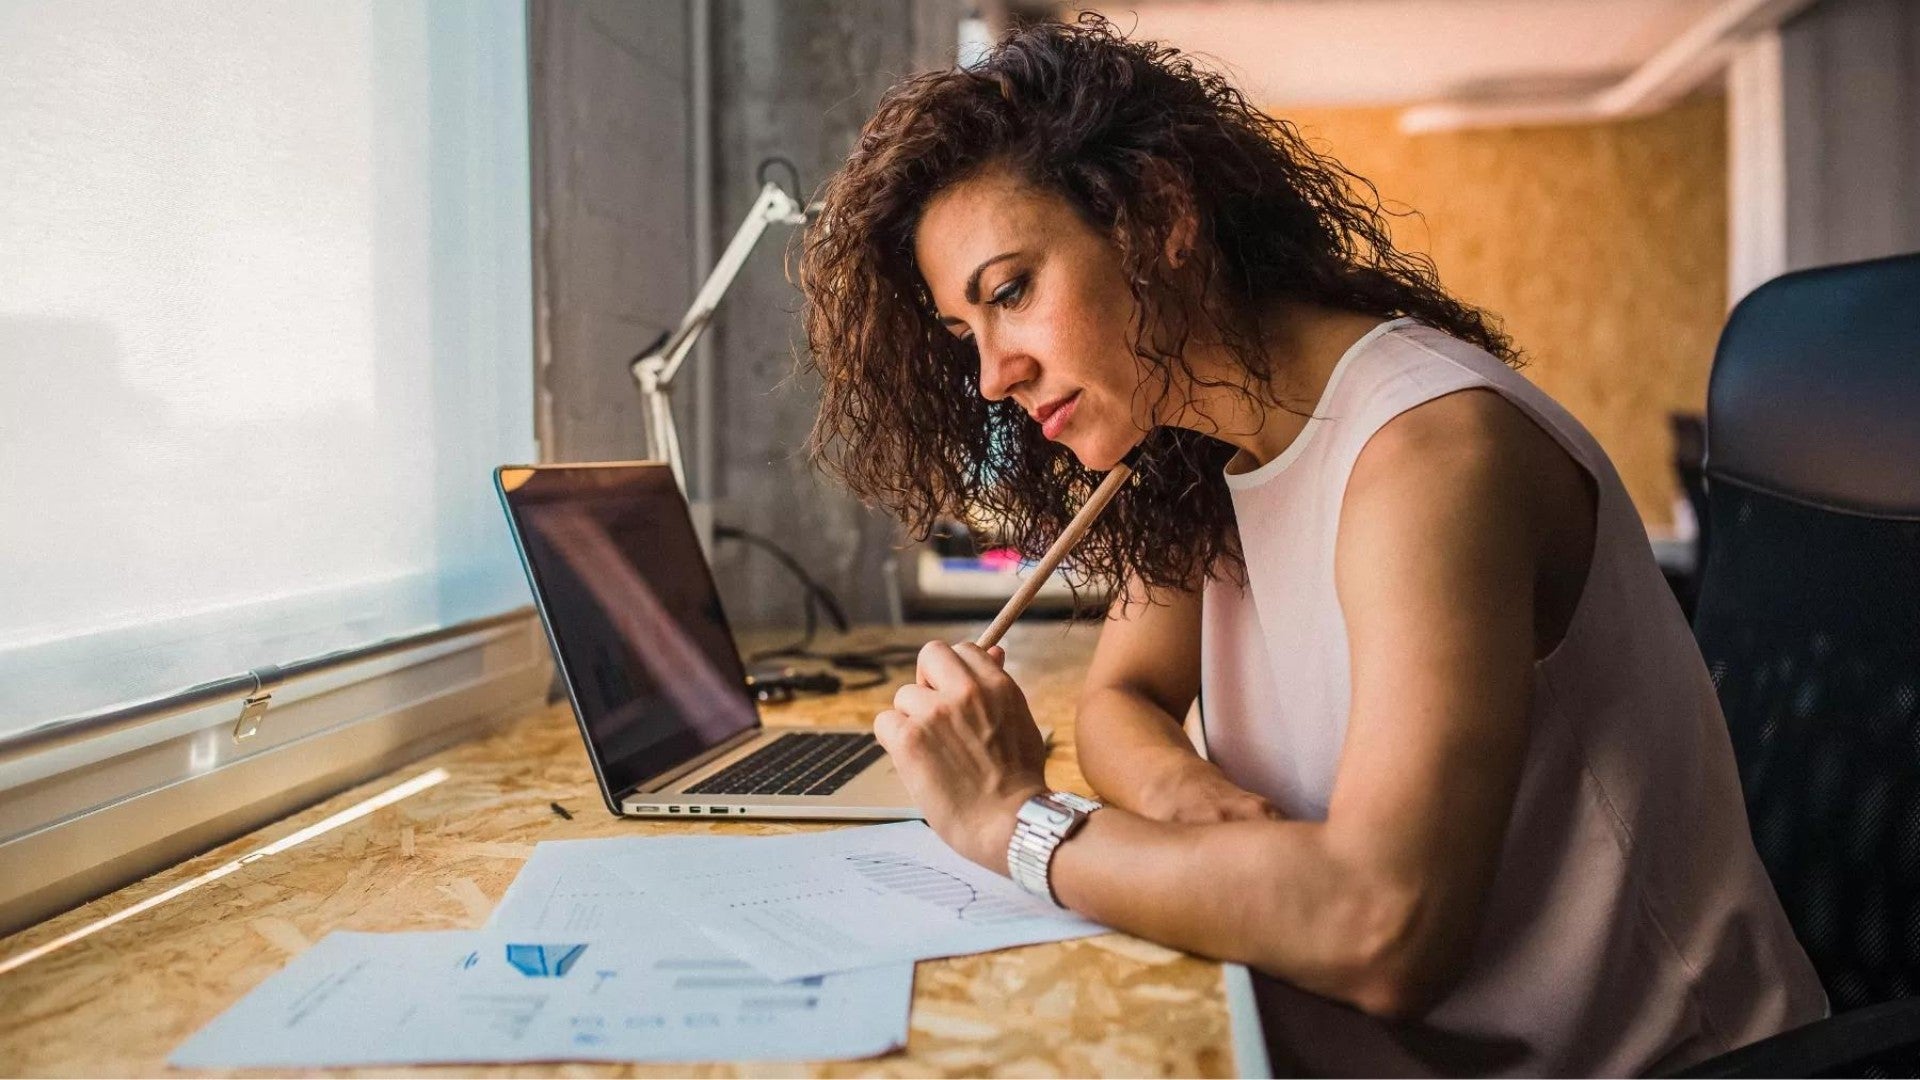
[975,459,1135,650]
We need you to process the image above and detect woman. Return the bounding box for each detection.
[799,16,1824,1076]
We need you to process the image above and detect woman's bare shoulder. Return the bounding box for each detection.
[1342,386,1597,654]
[1346,387,1586,526]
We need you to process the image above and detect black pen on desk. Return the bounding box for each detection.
[549,801,573,820]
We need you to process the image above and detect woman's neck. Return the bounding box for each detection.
[1168,303,1391,470]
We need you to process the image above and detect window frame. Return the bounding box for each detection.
[0,612,551,936]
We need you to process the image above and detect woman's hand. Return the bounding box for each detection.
[873,641,1050,872]
[1139,760,1282,824]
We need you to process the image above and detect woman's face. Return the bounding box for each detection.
[914,167,1153,471]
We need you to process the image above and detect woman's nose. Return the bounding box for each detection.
[976,334,1036,403]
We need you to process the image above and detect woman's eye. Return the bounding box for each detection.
[988,275,1028,308]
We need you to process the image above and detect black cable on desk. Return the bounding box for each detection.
[714,524,926,694]
[713,524,846,660]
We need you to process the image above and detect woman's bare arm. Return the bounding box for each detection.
[1076,578,1278,822]
[1043,390,1555,1017]
[878,390,1586,1019]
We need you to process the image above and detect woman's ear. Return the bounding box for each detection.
[1166,211,1199,269]
[1140,158,1200,269]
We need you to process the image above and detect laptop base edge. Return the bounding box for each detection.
[619,800,924,821]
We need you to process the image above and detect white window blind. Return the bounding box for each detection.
[0,0,537,734]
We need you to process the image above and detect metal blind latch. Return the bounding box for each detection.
[230,664,285,742]
[232,694,271,741]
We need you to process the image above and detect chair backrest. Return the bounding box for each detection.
[1692,252,1920,1013]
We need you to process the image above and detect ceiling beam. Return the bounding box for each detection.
[1397,0,1815,132]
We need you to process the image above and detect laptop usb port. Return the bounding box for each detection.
[667,806,681,813]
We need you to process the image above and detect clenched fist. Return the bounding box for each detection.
[873,641,1050,872]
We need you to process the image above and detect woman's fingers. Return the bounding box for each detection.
[1207,790,1281,823]
[892,682,940,717]
[949,642,1007,684]
[1168,791,1268,825]
[916,639,975,690]
[1227,793,1283,822]
[873,708,910,749]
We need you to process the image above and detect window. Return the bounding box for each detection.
[0,0,548,933]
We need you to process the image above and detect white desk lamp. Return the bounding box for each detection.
[630,181,813,495]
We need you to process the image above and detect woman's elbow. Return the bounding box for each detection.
[1324,885,1468,1023]
[1346,961,1451,1023]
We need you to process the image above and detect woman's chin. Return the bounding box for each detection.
[1066,436,1127,472]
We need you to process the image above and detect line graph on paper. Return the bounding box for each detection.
[598,822,1104,982]
[844,851,1043,924]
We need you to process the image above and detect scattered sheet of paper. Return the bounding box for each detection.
[487,835,739,935]
[169,926,912,1068]
[602,821,1106,982]
[172,836,916,1068]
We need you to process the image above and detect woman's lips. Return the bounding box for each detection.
[1038,391,1081,441]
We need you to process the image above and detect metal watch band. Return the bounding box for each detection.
[1007,791,1103,907]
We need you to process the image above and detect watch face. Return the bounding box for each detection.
[1018,797,1075,831]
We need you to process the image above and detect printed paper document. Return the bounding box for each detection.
[169,929,911,1068]
[172,836,914,1067]
[602,821,1105,981]
[487,834,739,934]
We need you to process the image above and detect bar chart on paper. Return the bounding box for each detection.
[603,822,1106,982]
[168,930,913,1068]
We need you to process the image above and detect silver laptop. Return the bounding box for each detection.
[495,461,920,820]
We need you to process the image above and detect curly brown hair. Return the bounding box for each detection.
[799,13,1514,598]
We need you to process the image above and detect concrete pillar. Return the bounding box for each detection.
[529,1,696,464]
[1780,0,1920,271]
[706,0,961,629]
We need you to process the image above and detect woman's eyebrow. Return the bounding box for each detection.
[963,251,1021,305]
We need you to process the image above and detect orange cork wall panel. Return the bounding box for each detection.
[1275,95,1729,528]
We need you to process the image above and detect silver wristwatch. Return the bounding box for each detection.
[1007,790,1103,906]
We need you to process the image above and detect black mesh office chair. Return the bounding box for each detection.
[1676,252,1920,1077]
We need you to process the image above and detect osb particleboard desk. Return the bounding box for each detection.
[0,621,1249,1077]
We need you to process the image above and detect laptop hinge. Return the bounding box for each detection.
[630,727,763,796]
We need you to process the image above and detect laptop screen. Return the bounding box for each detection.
[498,464,759,799]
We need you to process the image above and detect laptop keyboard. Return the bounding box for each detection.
[685,732,885,797]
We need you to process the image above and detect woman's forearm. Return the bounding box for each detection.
[1072,686,1213,812]
[883,647,1465,1020]
[1046,807,1431,1018]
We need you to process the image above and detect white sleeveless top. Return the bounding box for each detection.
[1199,319,1825,1076]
